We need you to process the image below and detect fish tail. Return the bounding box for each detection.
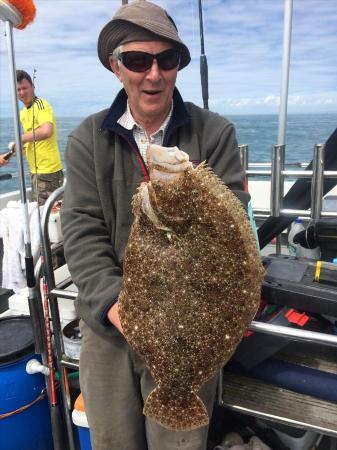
[143,386,209,431]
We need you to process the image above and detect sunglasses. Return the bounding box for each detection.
[118,48,180,73]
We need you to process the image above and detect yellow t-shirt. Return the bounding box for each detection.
[20,97,63,174]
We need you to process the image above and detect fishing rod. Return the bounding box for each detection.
[198,0,209,110]
[0,1,64,449]
[31,69,68,450]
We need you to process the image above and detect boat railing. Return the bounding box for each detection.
[40,186,77,450]
[237,142,337,344]
[239,144,337,220]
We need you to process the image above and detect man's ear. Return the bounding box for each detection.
[110,58,122,81]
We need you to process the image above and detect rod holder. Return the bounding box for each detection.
[311,144,325,220]
[270,144,285,254]
[239,145,249,172]
[270,144,285,217]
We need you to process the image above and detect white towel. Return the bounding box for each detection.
[1,200,41,293]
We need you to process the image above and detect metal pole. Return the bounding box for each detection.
[198,0,209,109]
[250,320,337,347]
[278,0,293,146]
[5,21,31,241]
[270,144,285,253]
[311,144,325,219]
[239,144,249,192]
[239,145,249,172]
[5,20,45,350]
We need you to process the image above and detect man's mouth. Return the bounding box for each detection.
[143,90,161,95]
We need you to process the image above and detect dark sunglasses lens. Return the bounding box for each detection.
[122,52,153,72]
[157,49,180,70]
[120,49,180,72]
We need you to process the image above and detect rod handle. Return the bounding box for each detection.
[28,292,45,354]
[3,149,15,161]
[50,405,66,450]
[200,54,209,109]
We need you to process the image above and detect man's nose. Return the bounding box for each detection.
[146,60,161,81]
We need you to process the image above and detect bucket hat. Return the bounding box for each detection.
[98,1,190,72]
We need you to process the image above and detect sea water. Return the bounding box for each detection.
[0,113,336,195]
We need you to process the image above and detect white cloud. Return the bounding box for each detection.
[263,96,279,106]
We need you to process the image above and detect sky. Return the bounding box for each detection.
[0,0,337,118]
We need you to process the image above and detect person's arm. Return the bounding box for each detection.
[5,122,53,157]
[22,122,53,144]
[61,117,124,336]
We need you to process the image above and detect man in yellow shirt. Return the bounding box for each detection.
[0,70,63,205]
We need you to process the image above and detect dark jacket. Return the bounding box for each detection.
[61,88,248,337]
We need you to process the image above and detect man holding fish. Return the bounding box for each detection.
[61,2,254,449]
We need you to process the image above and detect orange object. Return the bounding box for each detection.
[74,393,85,412]
[6,0,36,29]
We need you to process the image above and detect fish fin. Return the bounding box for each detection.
[143,386,209,431]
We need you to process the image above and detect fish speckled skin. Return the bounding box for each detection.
[118,146,264,431]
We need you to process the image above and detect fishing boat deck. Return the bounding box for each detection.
[222,342,337,438]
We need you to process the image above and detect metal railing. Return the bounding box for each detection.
[40,186,76,450]
[238,143,337,336]
[239,143,337,220]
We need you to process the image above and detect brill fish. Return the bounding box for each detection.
[118,144,264,431]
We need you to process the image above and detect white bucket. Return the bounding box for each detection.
[62,318,81,360]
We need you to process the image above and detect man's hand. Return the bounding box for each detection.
[107,301,124,335]
[0,154,9,166]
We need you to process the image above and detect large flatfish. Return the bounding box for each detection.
[118,144,264,431]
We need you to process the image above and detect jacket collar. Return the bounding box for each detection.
[101,87,191,140]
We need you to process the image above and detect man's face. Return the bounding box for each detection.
[17,79,34,107]
[110,40,178,124]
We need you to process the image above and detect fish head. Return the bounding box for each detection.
[142,145,196,228]
[147,144,192,182]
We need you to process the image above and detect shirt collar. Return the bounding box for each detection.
[117,100,173,137]
[26,96,39,110]
[101,88,190,136]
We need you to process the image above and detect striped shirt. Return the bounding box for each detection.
[117,101,173,163]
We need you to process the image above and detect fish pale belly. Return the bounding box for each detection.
[119,164,264,431]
